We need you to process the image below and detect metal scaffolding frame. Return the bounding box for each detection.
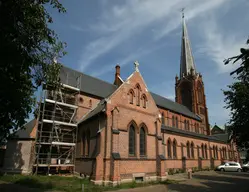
[34,74,81,175]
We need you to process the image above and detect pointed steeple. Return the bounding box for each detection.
[180,12,196,78]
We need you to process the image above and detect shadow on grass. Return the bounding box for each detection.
[0,177,53,192]
[14,177,53,190]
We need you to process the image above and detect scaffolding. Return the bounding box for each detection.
[34,74,81,175]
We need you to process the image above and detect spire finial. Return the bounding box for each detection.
[134,60,139,72]
[181,8,185,18]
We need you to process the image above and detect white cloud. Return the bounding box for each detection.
[150,80,175,100]
[78,0,229,72]
[208,101,230,125]
[90,42,167,77]
[196,14,247,73]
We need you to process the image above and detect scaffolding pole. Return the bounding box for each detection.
[34,74,81,175]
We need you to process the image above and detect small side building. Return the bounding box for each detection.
[2,119,37,174]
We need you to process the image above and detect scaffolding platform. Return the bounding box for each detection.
[34,74,81,175]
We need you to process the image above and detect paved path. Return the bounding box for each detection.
[167,171,249,192]
[109,171,249,192]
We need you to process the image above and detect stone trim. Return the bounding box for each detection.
[158,154,166,160]
[157,135,162,140]
[112,129,120,134]
[118,129,128,132]
[112,152,121,160]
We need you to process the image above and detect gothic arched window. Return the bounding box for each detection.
[140,127,146,156]
[128,89,134,104]
[191,142,195,158]
[129,125,136,156]
[181,81,193,111]
[175,117,178,128]
[172,116,175,127]
[205,144,208,159]
[161,112,165,125]
[197,81,203,104]
[216,146,218,159]
[186,141,190,158]
[141,94,147,108]
[213,146,216,158]
[201,144,204,158]
[167,139,172,158]
[135,84,141,106]
[173,139,177,159]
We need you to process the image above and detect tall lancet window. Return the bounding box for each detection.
[180,81,192,111]
[129,125,136,156]
[197,81,203,104]
[135,84,141,106]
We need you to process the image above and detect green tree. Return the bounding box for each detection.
[0,0,66,142]
[223,38,249,148]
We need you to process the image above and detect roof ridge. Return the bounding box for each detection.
[62,65,117,88]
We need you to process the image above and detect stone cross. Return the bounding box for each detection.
[134,60,139,72]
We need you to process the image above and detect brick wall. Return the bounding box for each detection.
[119,160,157,175]
[73,70,239,184]
[76,93,101,121]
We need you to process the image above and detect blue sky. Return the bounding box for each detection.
[46,0,249,127]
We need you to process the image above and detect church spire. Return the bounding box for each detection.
[180,12,196,78]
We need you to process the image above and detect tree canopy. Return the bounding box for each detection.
[0,0,66,142]
[223,38,249,149]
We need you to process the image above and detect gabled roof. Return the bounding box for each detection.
[211,125,225,135]
[13,119,36,139]
[60,65,200,120]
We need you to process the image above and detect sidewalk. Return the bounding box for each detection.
[167,172,188,181]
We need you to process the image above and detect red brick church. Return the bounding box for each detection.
[2,15,239,184]
[71,16,239,184]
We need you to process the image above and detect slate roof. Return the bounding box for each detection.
[162,125,228,143]
[60,66,117,98]
[60,65,200,120]
[150,92,200,121]
[210,133,229,143]
[14,119,36,139]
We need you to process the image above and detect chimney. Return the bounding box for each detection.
[115,65,120,77]
[114,65,122,86]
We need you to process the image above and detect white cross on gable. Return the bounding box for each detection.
[134,60,139,72]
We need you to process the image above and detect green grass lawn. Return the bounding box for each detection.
[0,174,178,192]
